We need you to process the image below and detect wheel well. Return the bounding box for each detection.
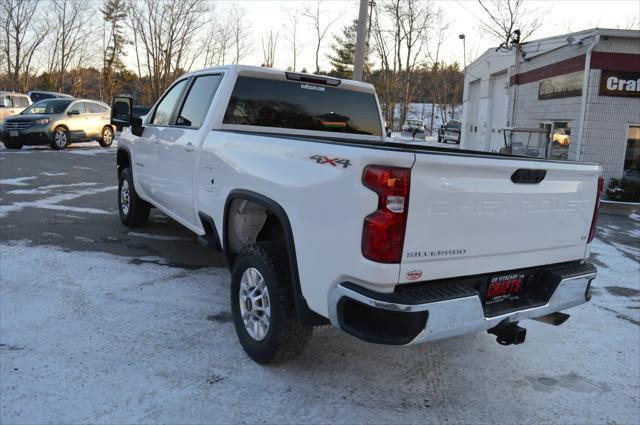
[53,124,68,132]
[225,199,285,261]
[117,149,130,175]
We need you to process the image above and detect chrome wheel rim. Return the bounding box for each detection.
[54,129,67,147]
[103,128,113,144]
[120,179,130,216]
[239,267,270,341]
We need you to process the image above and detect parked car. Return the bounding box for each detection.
[0,92,31,123]
[27,90,74,103]
[1,98,115,150]
[438,119,462,144]
[113,65,602,364]
[400,119,426,140]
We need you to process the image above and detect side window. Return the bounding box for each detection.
[0,96,13,107]
[176,75,223,128]
[98,104,109,113]
[69,102,86,114]
[12,96,29,107]
[150,79,188,126]
[85,102,101,114]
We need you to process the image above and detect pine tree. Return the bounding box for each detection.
[327,20,370,79]
[101,0,128,102]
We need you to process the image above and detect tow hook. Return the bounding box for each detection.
[488,322,526,346]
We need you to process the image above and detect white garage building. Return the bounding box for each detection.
[461,28,640,182]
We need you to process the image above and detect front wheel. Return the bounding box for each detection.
[51,126,69,150]
[231,243,312,364]
[118,167,150,227]
[99,126,114,147]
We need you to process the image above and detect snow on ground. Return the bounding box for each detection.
[1,236,638,424]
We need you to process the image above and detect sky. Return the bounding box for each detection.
[187,0,639,73]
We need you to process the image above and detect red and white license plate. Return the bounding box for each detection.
[485,273,526,305]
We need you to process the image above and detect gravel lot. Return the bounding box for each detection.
[1,142,639,424]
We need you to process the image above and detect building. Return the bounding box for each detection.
[461,28,640,182]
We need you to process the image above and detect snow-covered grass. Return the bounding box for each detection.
[0,236,638,424]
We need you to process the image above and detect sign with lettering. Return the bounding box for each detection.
[599,70,640,97]
[538,71,583,100]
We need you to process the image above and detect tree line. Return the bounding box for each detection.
[0,0,465,127]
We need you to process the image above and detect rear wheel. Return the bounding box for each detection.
[3,142,22,149]
[99,126,114,147]
[231,242,312,364]
[51,126,69,150]
[118,167,150,227]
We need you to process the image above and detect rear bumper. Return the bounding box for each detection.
[328,262,596,345]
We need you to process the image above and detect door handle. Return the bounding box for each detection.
[185,142,195,152]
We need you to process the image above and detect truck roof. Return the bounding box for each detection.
[182,65,376,94]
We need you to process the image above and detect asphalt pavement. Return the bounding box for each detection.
[1,141,639,424]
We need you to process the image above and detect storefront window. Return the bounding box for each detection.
[550,121,571,160]
[624,125,640,179]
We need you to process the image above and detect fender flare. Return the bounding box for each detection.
[223,189,328,326]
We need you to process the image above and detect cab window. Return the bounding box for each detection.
[150,79,188,126]
[175,75,222,128]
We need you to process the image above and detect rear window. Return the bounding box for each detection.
[30,92,54,102]
[223,77,381,136]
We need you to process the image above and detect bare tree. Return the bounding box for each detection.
[261,30,278,68]
[49,0,93,91]
[477,0,543,47]
[0,0,47,92]
[230,4,251,64]
[303,0,340,74]
[128,0,208,102]
[283,7,301,71]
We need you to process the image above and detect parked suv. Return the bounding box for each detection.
[0,92,31,122]
[27,90,74,103]
[1,98,115,150]
[438,119,462,144]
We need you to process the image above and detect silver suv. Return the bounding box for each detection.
[1,98,115,150]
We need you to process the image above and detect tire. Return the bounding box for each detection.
[118,167,150,227]
[51,126,69,150]
[3,142,22,149]
[99,126,114,147]
[231,242,312,364]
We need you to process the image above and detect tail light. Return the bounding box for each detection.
[362,165,410,263]
[588,176,604,243]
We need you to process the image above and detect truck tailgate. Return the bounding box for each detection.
[400,153,601,283]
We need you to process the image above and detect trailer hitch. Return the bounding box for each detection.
[488,322,526,346]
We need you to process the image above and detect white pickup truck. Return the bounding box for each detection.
[112,65,602,364]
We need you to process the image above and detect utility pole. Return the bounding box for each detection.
[352,0,368,81]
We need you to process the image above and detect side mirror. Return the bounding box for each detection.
[111,95,133,127]
[112,94,144,136]
[68,109,80,115]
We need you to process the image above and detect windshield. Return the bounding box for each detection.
[21,99,72,115]
[446,121,461,130]
[406,120,423,126]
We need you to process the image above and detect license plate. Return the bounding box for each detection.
[9,131,18,137]
[445,132,457,138]
[485,273,526,305]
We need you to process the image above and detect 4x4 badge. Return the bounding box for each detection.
[309,155,352,168]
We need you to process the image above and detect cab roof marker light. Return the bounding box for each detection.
[285,72,341,86]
